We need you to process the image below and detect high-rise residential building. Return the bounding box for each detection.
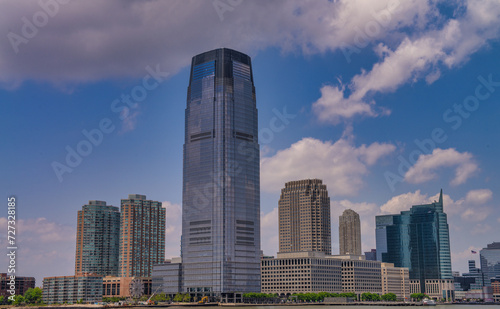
[480,242,500,285]
[279,179,331,254]
[181,48,261,297]
[75,200,120,276]
[119,194,165,277]
[339,209,361,255]
[375,190,453,295]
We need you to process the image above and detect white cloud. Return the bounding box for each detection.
[471,223,493,235]
[332,200,377,216]
[0,217,75,284]
[312,0,500,124]
[163,201,182,259]
[380,190,429,214]
[461,207,491,222]
[260,136,395,196]
[119,110,141,134]
[464,189,492,205]
[404,148,478,186]
[261,208,279,256]
[312,84,384,124]
[380,189,492,222]
[0,0,435,87]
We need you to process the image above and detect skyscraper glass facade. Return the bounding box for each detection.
[75,200,120,276]
[182,48,261,294]
[480,242,500,285]
[375,190,452,293]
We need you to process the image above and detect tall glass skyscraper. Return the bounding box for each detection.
[375,190,452,293]
[480,242,500,285]
[182,48,260,295]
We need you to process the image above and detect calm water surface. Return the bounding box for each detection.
[169,303,500,309]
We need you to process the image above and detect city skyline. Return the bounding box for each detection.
[1,0,500,285]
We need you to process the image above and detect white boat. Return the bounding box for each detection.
[422,298,436,306]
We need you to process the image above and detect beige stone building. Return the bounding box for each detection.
[261,253,388,296]
[339,209,361,255]
[339,255,382,294]
[261,252,341,294]
[381,263,410,300]
[279,179,331,254]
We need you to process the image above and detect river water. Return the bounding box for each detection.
[165,305,499,309]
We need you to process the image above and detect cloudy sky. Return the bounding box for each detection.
[1,0,500,285]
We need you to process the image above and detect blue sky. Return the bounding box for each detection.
[1,0,500,285]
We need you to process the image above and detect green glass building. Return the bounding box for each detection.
[376,190,452,293]
[75,200,120,276]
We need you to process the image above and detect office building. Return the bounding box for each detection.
[0,273,35,297]
[119,194,165,277]
[261,252,342,294]
[463,260,485,289]
[181,48,261,297]
[365,249,377,261]
[102,276,152,298]
[42,274,102,304]
[152,258,183,296]
[339,209,361,255]
[340,256,382,294]
[480,242,500,285]
[381,263,410,300]
[279,179,331,254]
[75,200,120,276]
[375,190,453,296]
[261,252,392,296]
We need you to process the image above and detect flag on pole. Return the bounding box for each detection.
[471,250,477,254]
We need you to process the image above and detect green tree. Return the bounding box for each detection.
[173,293,183,302]
[182,293,191,302]
[382,293,397,301]
[151,293,167,302]
[410,293,429,301]
[24,287,43,304]
[13,295,25,306]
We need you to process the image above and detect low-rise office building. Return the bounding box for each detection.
[339,255,382,294]
[42,274,102,304]
[409,279,454,301]
[381,263,410,300]
[152,258,183,297]
[261,252,342,294]
[261,252,392,296]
